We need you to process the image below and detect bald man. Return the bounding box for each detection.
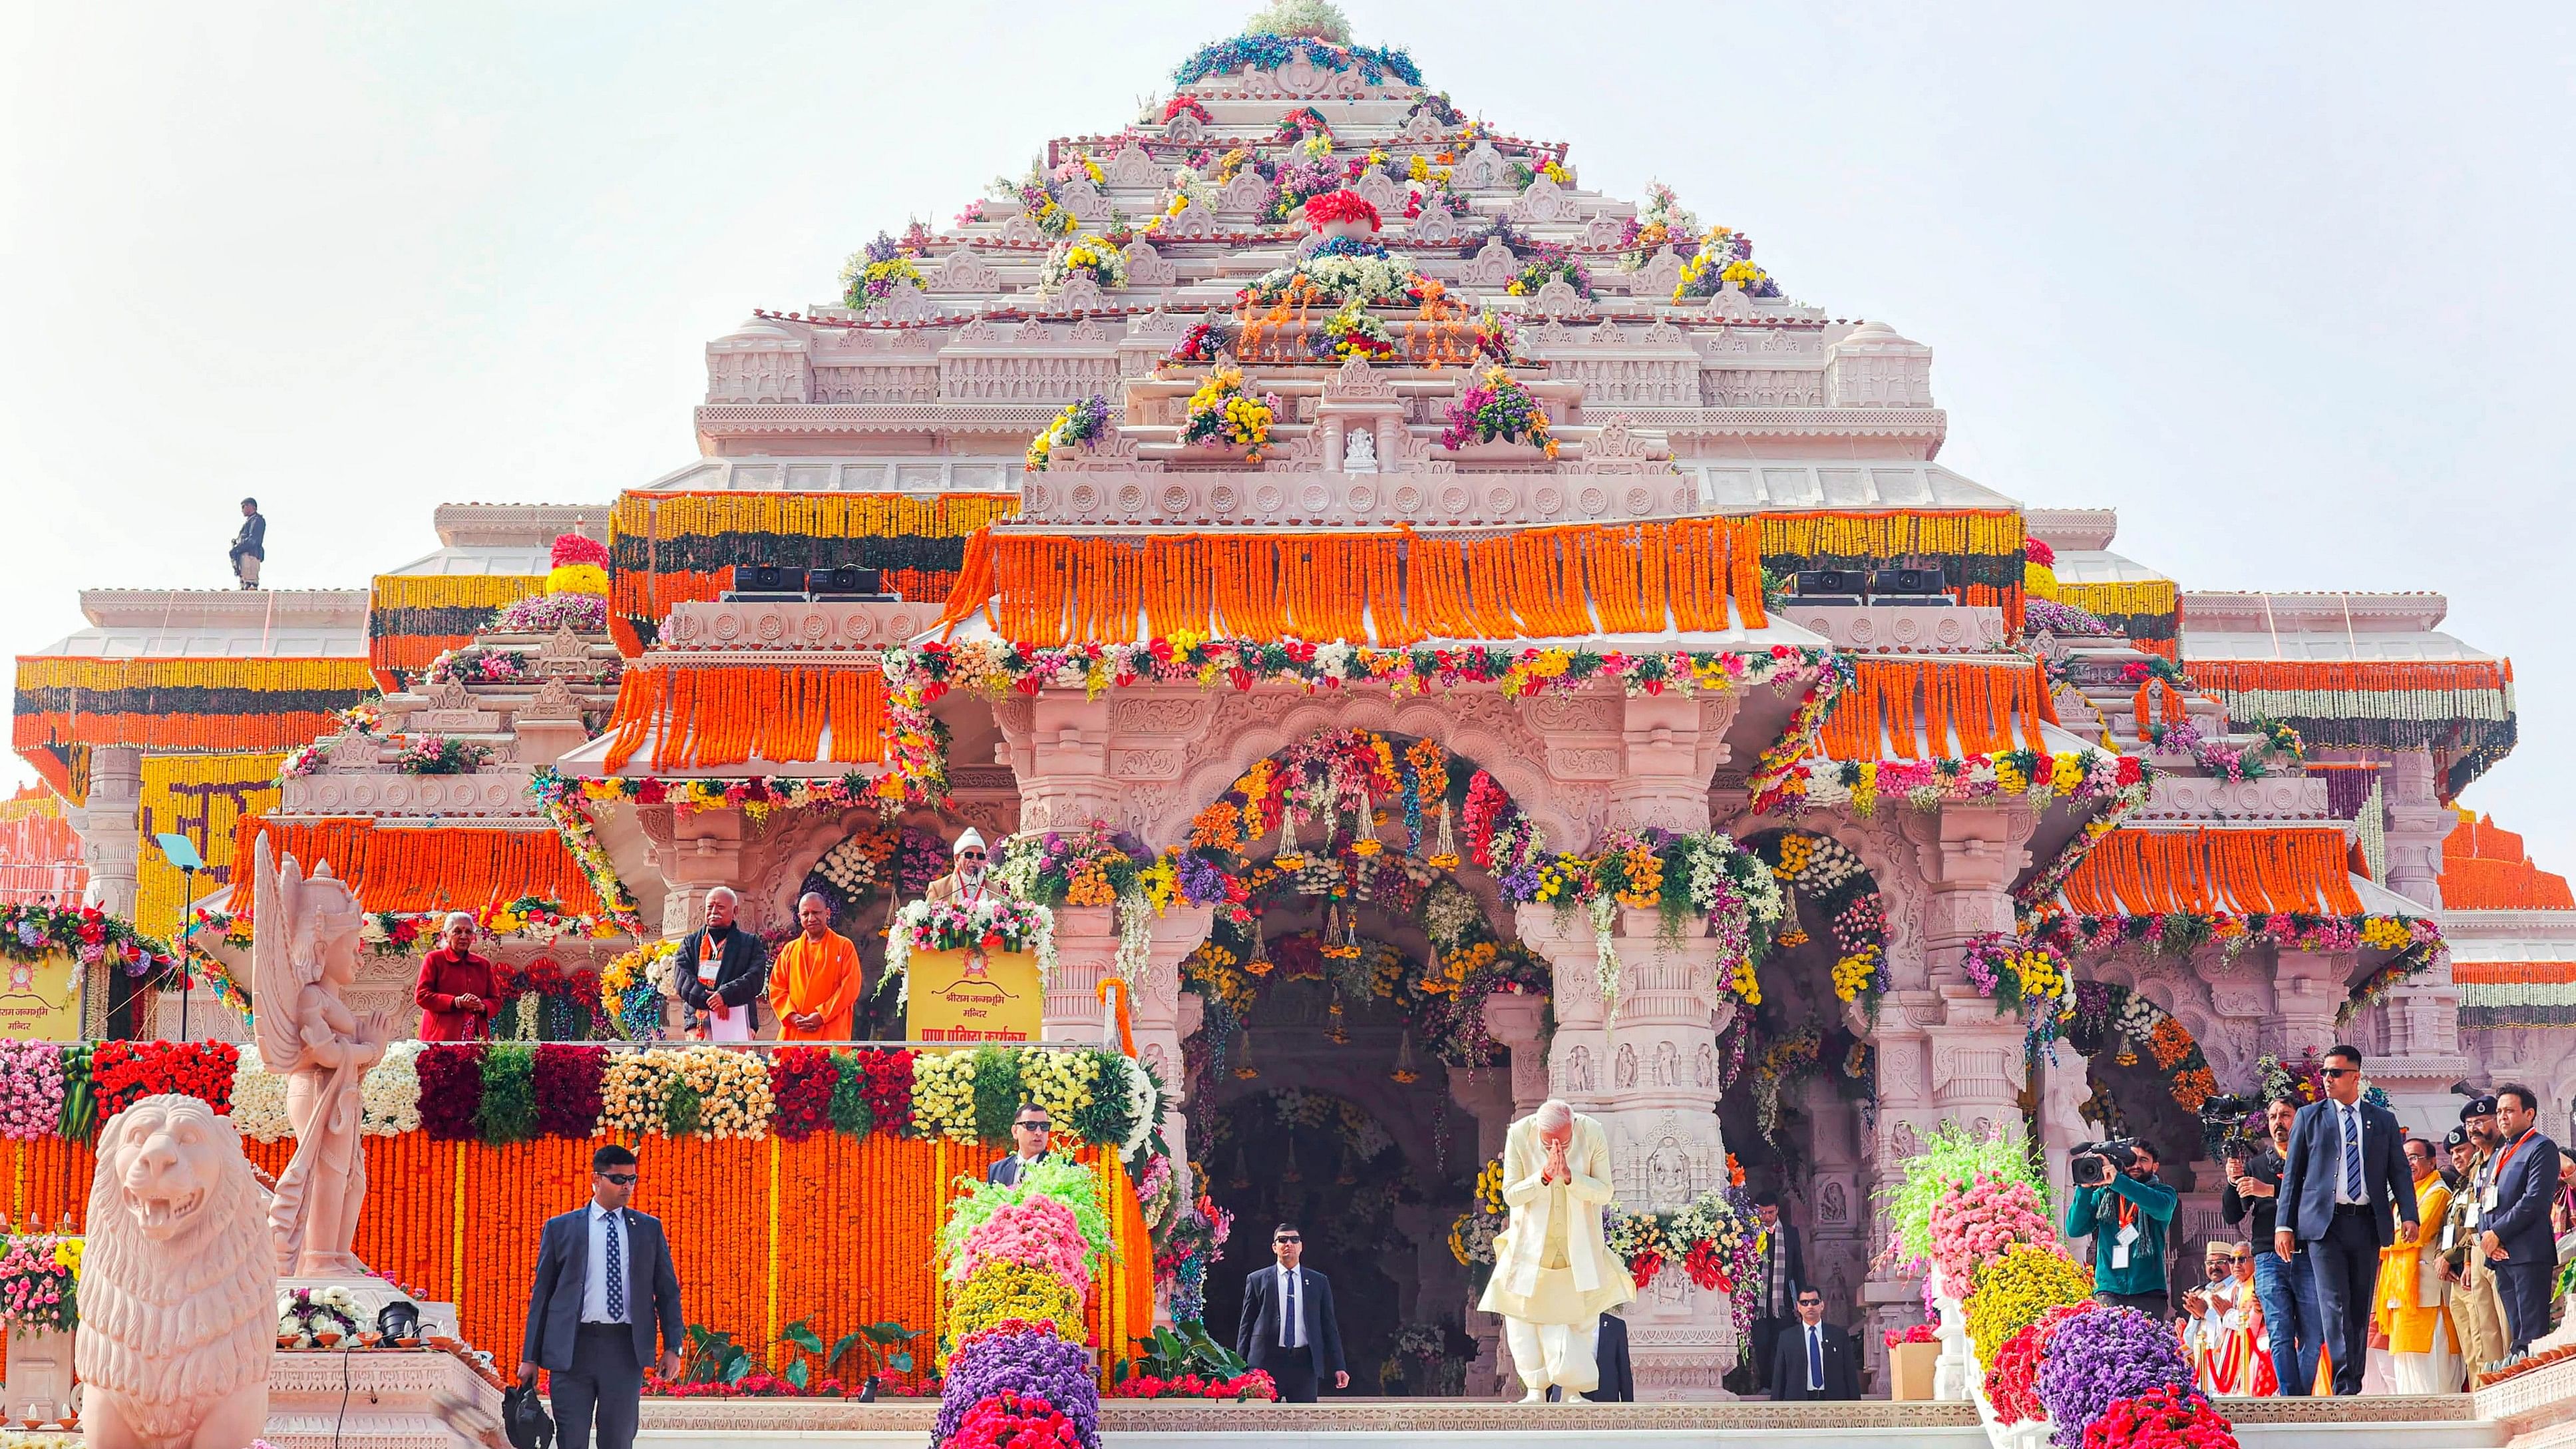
[675,887,765,1042]
[769,891,862,1043]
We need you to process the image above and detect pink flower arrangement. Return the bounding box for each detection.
[1928,1175,2054,1291]
[0,1042,65,1142]
[0,1235,78,1333]
[958,1197,1093,1297]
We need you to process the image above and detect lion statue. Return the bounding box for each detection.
[75,1094,276,1449]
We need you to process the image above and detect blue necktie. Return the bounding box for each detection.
[604,1211,626,1321]
[1807,1326,1822,1389]
[2342,1106,2364,1201]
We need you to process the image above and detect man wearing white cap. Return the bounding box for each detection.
[926,829,1013,905]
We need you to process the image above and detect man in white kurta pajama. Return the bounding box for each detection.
[1478,1100,1638,1400]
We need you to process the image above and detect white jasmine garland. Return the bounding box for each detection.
[1114,893,1153,986]
[1589,894,1622,1028]
[362,1040,425,1136]
[230,1055,291,1143]
[1422,881,1479,946]
[1117,1054,1159,1161]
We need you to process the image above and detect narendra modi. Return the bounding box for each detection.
[1477,1099,1635,1401]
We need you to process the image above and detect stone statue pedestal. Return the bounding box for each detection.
[264,1346,504,1448]
[0,1325,75,1424]
[278,1276,464,1341]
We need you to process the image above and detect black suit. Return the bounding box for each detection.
[1234,1263,1346,1402]
[1749,1221,1807,1392]
[1768,1318,1859,1401]
[986,1153,1053,1186]
[2484,1127,2563,1350]
[1581,1313,1634,1402]
[2277,1096,2418,1394]
[673,925,766,1022]
[522,1204,685,1449]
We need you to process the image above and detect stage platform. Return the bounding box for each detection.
[631,1390,2537,1449]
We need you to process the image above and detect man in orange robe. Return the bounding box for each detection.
[769,891,862,1042]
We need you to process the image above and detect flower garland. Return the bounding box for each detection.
[1602,1188,1761,1333]
[1755,829,1885,1010]
[1957,931,2072,1050]
[882,897,1058,990]
[2056,981,2221,1112]
[0,1233,79,1333]
[1039,236,1127,296]
[840,232,928,312]
[2036,911,2445,1023]
[0,903,178,981]
[1760,748,2147,819]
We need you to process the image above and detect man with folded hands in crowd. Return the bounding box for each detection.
[769,891,861,1043]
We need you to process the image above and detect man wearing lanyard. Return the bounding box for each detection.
[2439,1100,2510,1378]
[2275,1044,2418,1396]
[2479,1084,2561,1358]
[2066,1139,2177,1317]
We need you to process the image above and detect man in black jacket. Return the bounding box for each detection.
[2275,1045,2418,1395]
[519,1145,685,1449]
[987,1102,1057,1185]
[674,887,765,1040]
[1235,1223,1347,1402]
[1748,1193,1806,1394]
[1768,1287,1859,1401]
[2224,1095,2322,1395]
[230,497,266,589]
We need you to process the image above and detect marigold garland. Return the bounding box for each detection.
[600,664,886,773]
[134,751,283,942]
[227,819,606,921]
[2059,827,2363,917]
[368,572,548,689]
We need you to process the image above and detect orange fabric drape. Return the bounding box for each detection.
[228,818,606,921]
[966,518,1764,647]
[2442,815,2576,910]
[602,665,886,774]
[11,1130,1153,1392]
[2060,827,2365,917]
[1813,657,2055,761]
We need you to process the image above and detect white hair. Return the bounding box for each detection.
[706,886,739,906]
[442,911,476,933]
[1534,1099,1574,1135]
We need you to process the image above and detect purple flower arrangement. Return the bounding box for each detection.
[2034,1305,2195,1446]
[2022,598,2115,637]
[934,1321,1101,1449]
[493,592,608,633]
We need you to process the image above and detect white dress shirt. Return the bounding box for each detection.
[1279,1265,1304,1349]
[2334,1102,2365,1205]
[582,1203,630,1324]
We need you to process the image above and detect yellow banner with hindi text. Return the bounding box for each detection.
[904,948,1041,1042]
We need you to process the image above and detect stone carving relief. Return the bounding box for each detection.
[1451,141,1506,190]
[930,246,1002,293]
[1163,110,1206,142]
[1160,200,1218,238]
[1054,176,1108,223]
[1053,274,1105,310]
[1509,175,1576,224]
[1216,170,1272,215]
[1122,241,1175,288]
[1461,238,1517,288]
[1105,144,1159,189]
[1407,199,1458,243]
[872,282,940,323]
[1615,1043,1638,1088]
[1651,1040,1680,1087]
[1529,277,1593,318]
[1694,1043,1714,1089]
[1562,1044,1596,1093]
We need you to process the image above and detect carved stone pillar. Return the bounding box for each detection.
[1602,694,1733,837]
[75,745,143,917]
[1901,803,2035,986]
[1007,695,1121,834]
[1129,908,1210,1172]
[653,805,745,938]
[2379,751,2454,909]
[2263,949,2350,1062]
[1479,992,1553,1120]
[1044,906,1118,1038]
[1515,901,1738,1400]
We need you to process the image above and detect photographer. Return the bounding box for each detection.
[2065,1138,2178,1317]
[2225,1096,2323,1395]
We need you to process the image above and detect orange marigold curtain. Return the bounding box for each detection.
[601,665,886,773]
[1814,657,2057,761]
[2061,827,2364,917]
[228,818,607,920]
[10,1132,1154,1392]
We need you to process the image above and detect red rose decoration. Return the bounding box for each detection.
[1302,189,1381,233]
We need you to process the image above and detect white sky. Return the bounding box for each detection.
[4,3,2573,864]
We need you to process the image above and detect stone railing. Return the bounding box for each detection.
[1774,602,2008,654]
[279,766,537,817]
[656,598,936,650]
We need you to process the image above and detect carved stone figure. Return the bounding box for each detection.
[1342,426,1378,473]
[252,837,394,1277]
[75,1095,276,1449]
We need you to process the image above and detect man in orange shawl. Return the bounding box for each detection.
[769,891,862,1042]
[2375,1136,2460,1393]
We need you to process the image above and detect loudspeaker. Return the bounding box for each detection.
[1793,568,1866,598]
[1867,564,1948,596]
[806,565,884,597]
[730,562,795,594]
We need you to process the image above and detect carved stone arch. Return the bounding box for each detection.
[1146,697,1582,859]
[1732,814,1928,994]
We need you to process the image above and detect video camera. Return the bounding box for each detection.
[2070,1139,2142,1189]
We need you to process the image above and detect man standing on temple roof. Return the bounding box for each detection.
[926,829,1012,905]
[674,887,763,1043]
[769,891,860,1043]
[230,497,266,590]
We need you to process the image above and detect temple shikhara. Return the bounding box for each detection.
[10,6,2576,1440]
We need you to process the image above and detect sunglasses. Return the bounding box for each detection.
[2321,1067,2357,1078]
[1015,1120,1051,1131]
[1274,1234,1302,1243]
[601,1173,638,1186]
[960,850,987,860]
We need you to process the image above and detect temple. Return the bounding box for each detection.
[9,5,2569,1411]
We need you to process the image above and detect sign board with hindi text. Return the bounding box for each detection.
[904,947,1043,1043]
[0,952,85,1042]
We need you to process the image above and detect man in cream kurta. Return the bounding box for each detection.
[1477,1100,1636,1400]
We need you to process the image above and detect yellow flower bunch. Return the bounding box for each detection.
[1532,857,1586,905]
[944,1259,1085,1351]
[1773,833,1815,880]
[1963,1244,2090,1376]
[1141,852,1181,913]
[1474,1156,1506,1215]
[912,1050,982,1142]
[1540,160,1570,185]
[2010,948,2066,1004]
[1426,940,1497,996]
[53,1238,81,1279]
[1848,762,1878,815]
[1730,955,1763,1005]
[1017,1048,1099,1126]
[678,1047,775,1140]
[1994,756,2028,794]
[601,1050,685,1136]
[2049,753,2085,792]
[1408,154,1429,182]
[2359,916,2413,950]
[1831,946,1883,1003]
[1182,942,1256,1013]
[1718,259,1767,290]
